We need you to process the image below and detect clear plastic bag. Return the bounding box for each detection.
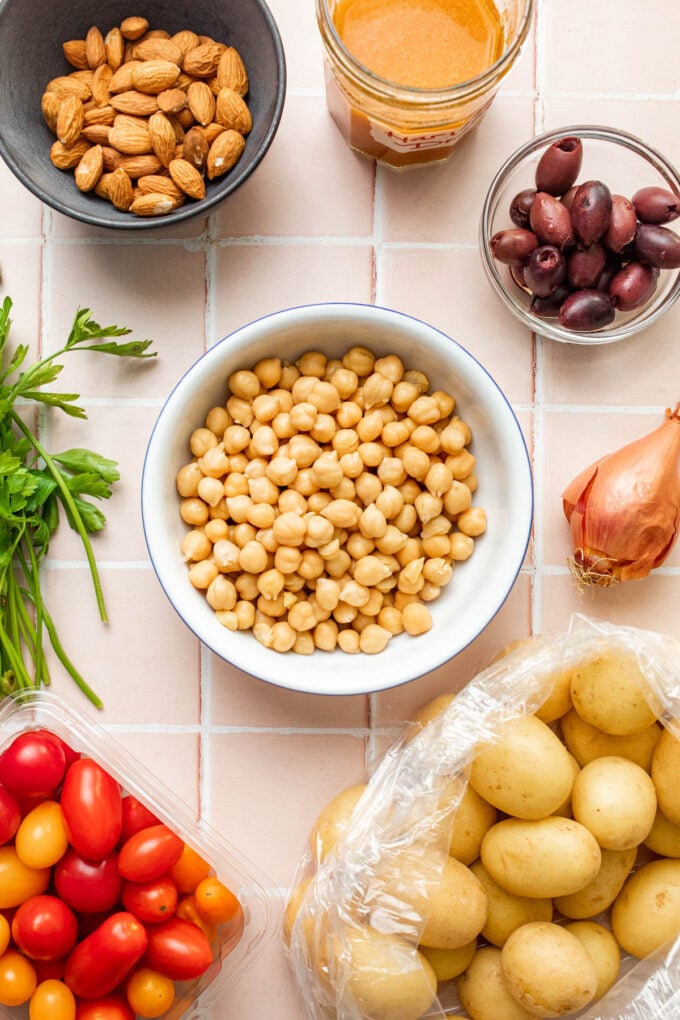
[286,614,680,1020]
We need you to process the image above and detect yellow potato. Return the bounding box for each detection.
[554,847,636,919]
[651,728,680,826]
[490,636,573,724]
[611,858,680,958]
[564,921,621,1001]
[469,715,575,820]
[448,785,498,864]
[570,650,660,736]
[644,809,680,858]
[560,709,661,771]
[419,939,477,982]
[571,756,657,851]
[501,921,598,1017]
[481,817,601,898]
[458,945,536,1020]
[310,784,368,863]
[410,692,454,733]
[470,859,553,947]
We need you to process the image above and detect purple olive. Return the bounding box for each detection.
[634,222,680,269]
[524,245,567,297]
[566,242,606,290]
[510,188,537,229]
[490,228,539,265]
[535,136,583,196]
[570,180,613,246]
[529,192,575,249]
[632,186,680,224]
[603,195,638,253]
[530,284,572,319]
[559,289,616,332]
[561,185,578,213]
[609,262,659,311]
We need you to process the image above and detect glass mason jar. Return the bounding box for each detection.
[316,0,534,170]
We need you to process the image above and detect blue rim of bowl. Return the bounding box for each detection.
[141,302,534,695]
[479,124,680,344]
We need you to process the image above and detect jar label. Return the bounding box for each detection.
[368,96,493,154]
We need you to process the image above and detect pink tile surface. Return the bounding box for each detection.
[1,2,680,1017]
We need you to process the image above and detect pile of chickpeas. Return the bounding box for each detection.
[175,346,487,655]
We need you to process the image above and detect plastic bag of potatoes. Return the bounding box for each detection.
[284,614,680,1020]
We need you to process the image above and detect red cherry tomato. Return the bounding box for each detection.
[0,786,21,845]
[12,894,78,961]
[121,875,178,925]
[75,995,135,1020]
[33,730,80,770]
[144,917,214,981]
[60,759,122,860]
[0,733,65,798]
[118,825,184,884]
[120,796,160,844]
[53,849,122,914]
[64,912,147,1000]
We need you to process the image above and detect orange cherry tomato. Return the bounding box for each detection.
[15,801,69,870]
[194,876,243,929]
[28,978,76,1020]
[0,914,10,955]
[175,896,217,942]
[0,847,50,909]
[0,949,37,1006]
[125,967,175,1018]
[168,844,211,894]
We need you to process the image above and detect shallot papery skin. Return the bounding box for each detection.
[562,404,680,585]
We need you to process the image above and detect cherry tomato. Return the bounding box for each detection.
[0,913,10,955]
[194,876,244,930]
[28,978,76,1020]
[169,843,211,894]
[118,825,183,883]
[15,801,69,869]
[125,967,175,1019]
[120,796,160,844]
[0,847,50,909]
[0,785,21,845]
[175,895,217,941]
[144,917,214,981]
[54,849,122,914]
[12,894,79,960]
[64,912,148,1000]
[75,995,135,1020]
[33,730,80,770]
[0,733,65,799]
[60,759,122,860]
[0,949,37,1006]
[121,875,178,925]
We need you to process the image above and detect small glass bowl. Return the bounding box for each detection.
[479,125,680,344]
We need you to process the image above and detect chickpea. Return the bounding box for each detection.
[243,454,268,479]
[359,503,387,540]
[423,558,453,586]
[431,389,455,418]
[391,380,420,413]
[284,572,307,593]
[253,356,282,389]
[311,414,337,444]
[307,492,333,514]
[176,462,203,498]
[230,453,249,473]
[272,412,296,439]
[208,498,229,521]
[457,507,487,537]
[224,472,248,498]
[249,425,279,458]
[342,345,374,377]
[181,529,212,562]
[289,434,321,468]
[407,395,441,426]
[314,620,338,651]
[425,462,453,498]
[421,515,452,541]
[361,589,384,617]
[311,451,344,490]
[320,499,360,529]
[397,538,423,567]
[450,532,475,560]
[204,519,229,543]
[353,555,391,587]
[205,406,229,437]
[273,511,307,547]
[446,449,476,480]
[377,458,407,487]
[248,476,280,505]
[257,527,278,554]
[374,353,404,382]
[233,522,257,548]
[378,606,403,635]
[443,481,472,517]
[190,427,218,458]
[403,369,429,393]
[297,350,327,377]
[439,422,467,454]
[206,575,237,612]
[355,472,383,506]
[420,581,442,602]
[338,629,361,653]
[356,410,384,442]
[414,491,443,524]
[216,610,237,631]
[198,445,230,478]
[213,539,240,572]
[345,532,375,560]
[228,369,260,400]
[274,546,303,575]
[307,380,341,414]
[359,624,391,654]
[289,401,317,432]
[226,395,254,427]
[189,559,218,589]
[332,428,360,456]
[278,489,307,516]
[247,502,276,530]
[257,568,285,600]
[292,468,320,498]
[180,497,210,526]
[266,456,298,488]
[399,445,431,481]
[197,476,224,508]
[253,621,274,647]
[410,425,440,453]
[382,420,411,448]
[287,601,317,632]
[335,401,363,428]
[305,515,335,549]
[329,368,359,400]
[463,471,478,494]
[234,600,256,630]
[298,550,325,580]
[223,424,251,454]
[374,525,409,555]
[358,442,386,469]
[338,579,370,608]
[339,451,364,478]
[226,494,251,524]
[333,601,358,624]
[268,621,296,652]
[294,632,315,655]
[363,372,394,409]
[330,477,356,502]
[402,601,432,636]
[421,534,451,559]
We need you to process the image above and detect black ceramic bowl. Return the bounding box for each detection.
[0,0,286,229]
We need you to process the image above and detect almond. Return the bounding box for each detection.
[109,115,151,155]
[168,158,205,200]
[46,75,92,101]
[95,172,114,199]
[56,95,84,145]
[83,104,116,126]
[131,59,181,95]
[74,143,104,191]
[116,153,162,178]
[105,27,125,71]
[133,38,183,64]
[215,87,252,134]
[110,90,159,116]
[217,47,248,96]
[85,26,106,69]
[92,64,113,107]
[137,174,184,199]
[206,129,245,179]
[41,92,62,134]
[81,123,111,145]
[63,39,89,71]
[168,116,186,143]
[148,111,177,166]
[171,30,200,61]
[120,16,149,41]
[182,126,209,172]
[50,138,91,170]
[175,72,196,92]
[181,42,225,78]
[101,145,122,171]
[202,122,226,146]
[109,61,141,93]
[175,107,195,131]
[157,88,187,115]
[187,81,215,126]
[107,166,135,210]
[130,192,180,216]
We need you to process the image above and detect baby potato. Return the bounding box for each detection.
[570,650,660,736]
[470,859,553,947]
[481,817,601,899]
[571,756,657,851]
[410,692,454,734]
[501,921,598,1017]
[469,715,575,820]
[458,945,536,1020]
[563,921,621,1001]
[448,785,498,864]
[611,858,680,958]
[651,727,680,826]
[310,784,367,863]
[644,809,680,858]
[560,709,661,771]
[490,636,573,723]
[554,846,636,919]
[419,939,477,982]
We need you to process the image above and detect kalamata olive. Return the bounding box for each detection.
[561,185,578,213]
[634,222,680,269]
[535,136,583,196]
[530,284,572,319]
[558,289,616,332]
[609,262,659,311]
[490,228,539,265]
[566,242,606,290]
[529,192,574,249]
[524,244,566,297]
[603,194,638,253]
[509,189,537,229]
[632,186,680,224]
[570,180,612,246]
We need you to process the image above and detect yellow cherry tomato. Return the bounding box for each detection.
[0,915,10,956]
[29,979,76,1020]
[175,895,217,941]
[0,949,37,1006]
[169,844,211,894]
[195,876,243,929]
[126,967,175,1018]
[16,802,69,870]
[0,848,50,909]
